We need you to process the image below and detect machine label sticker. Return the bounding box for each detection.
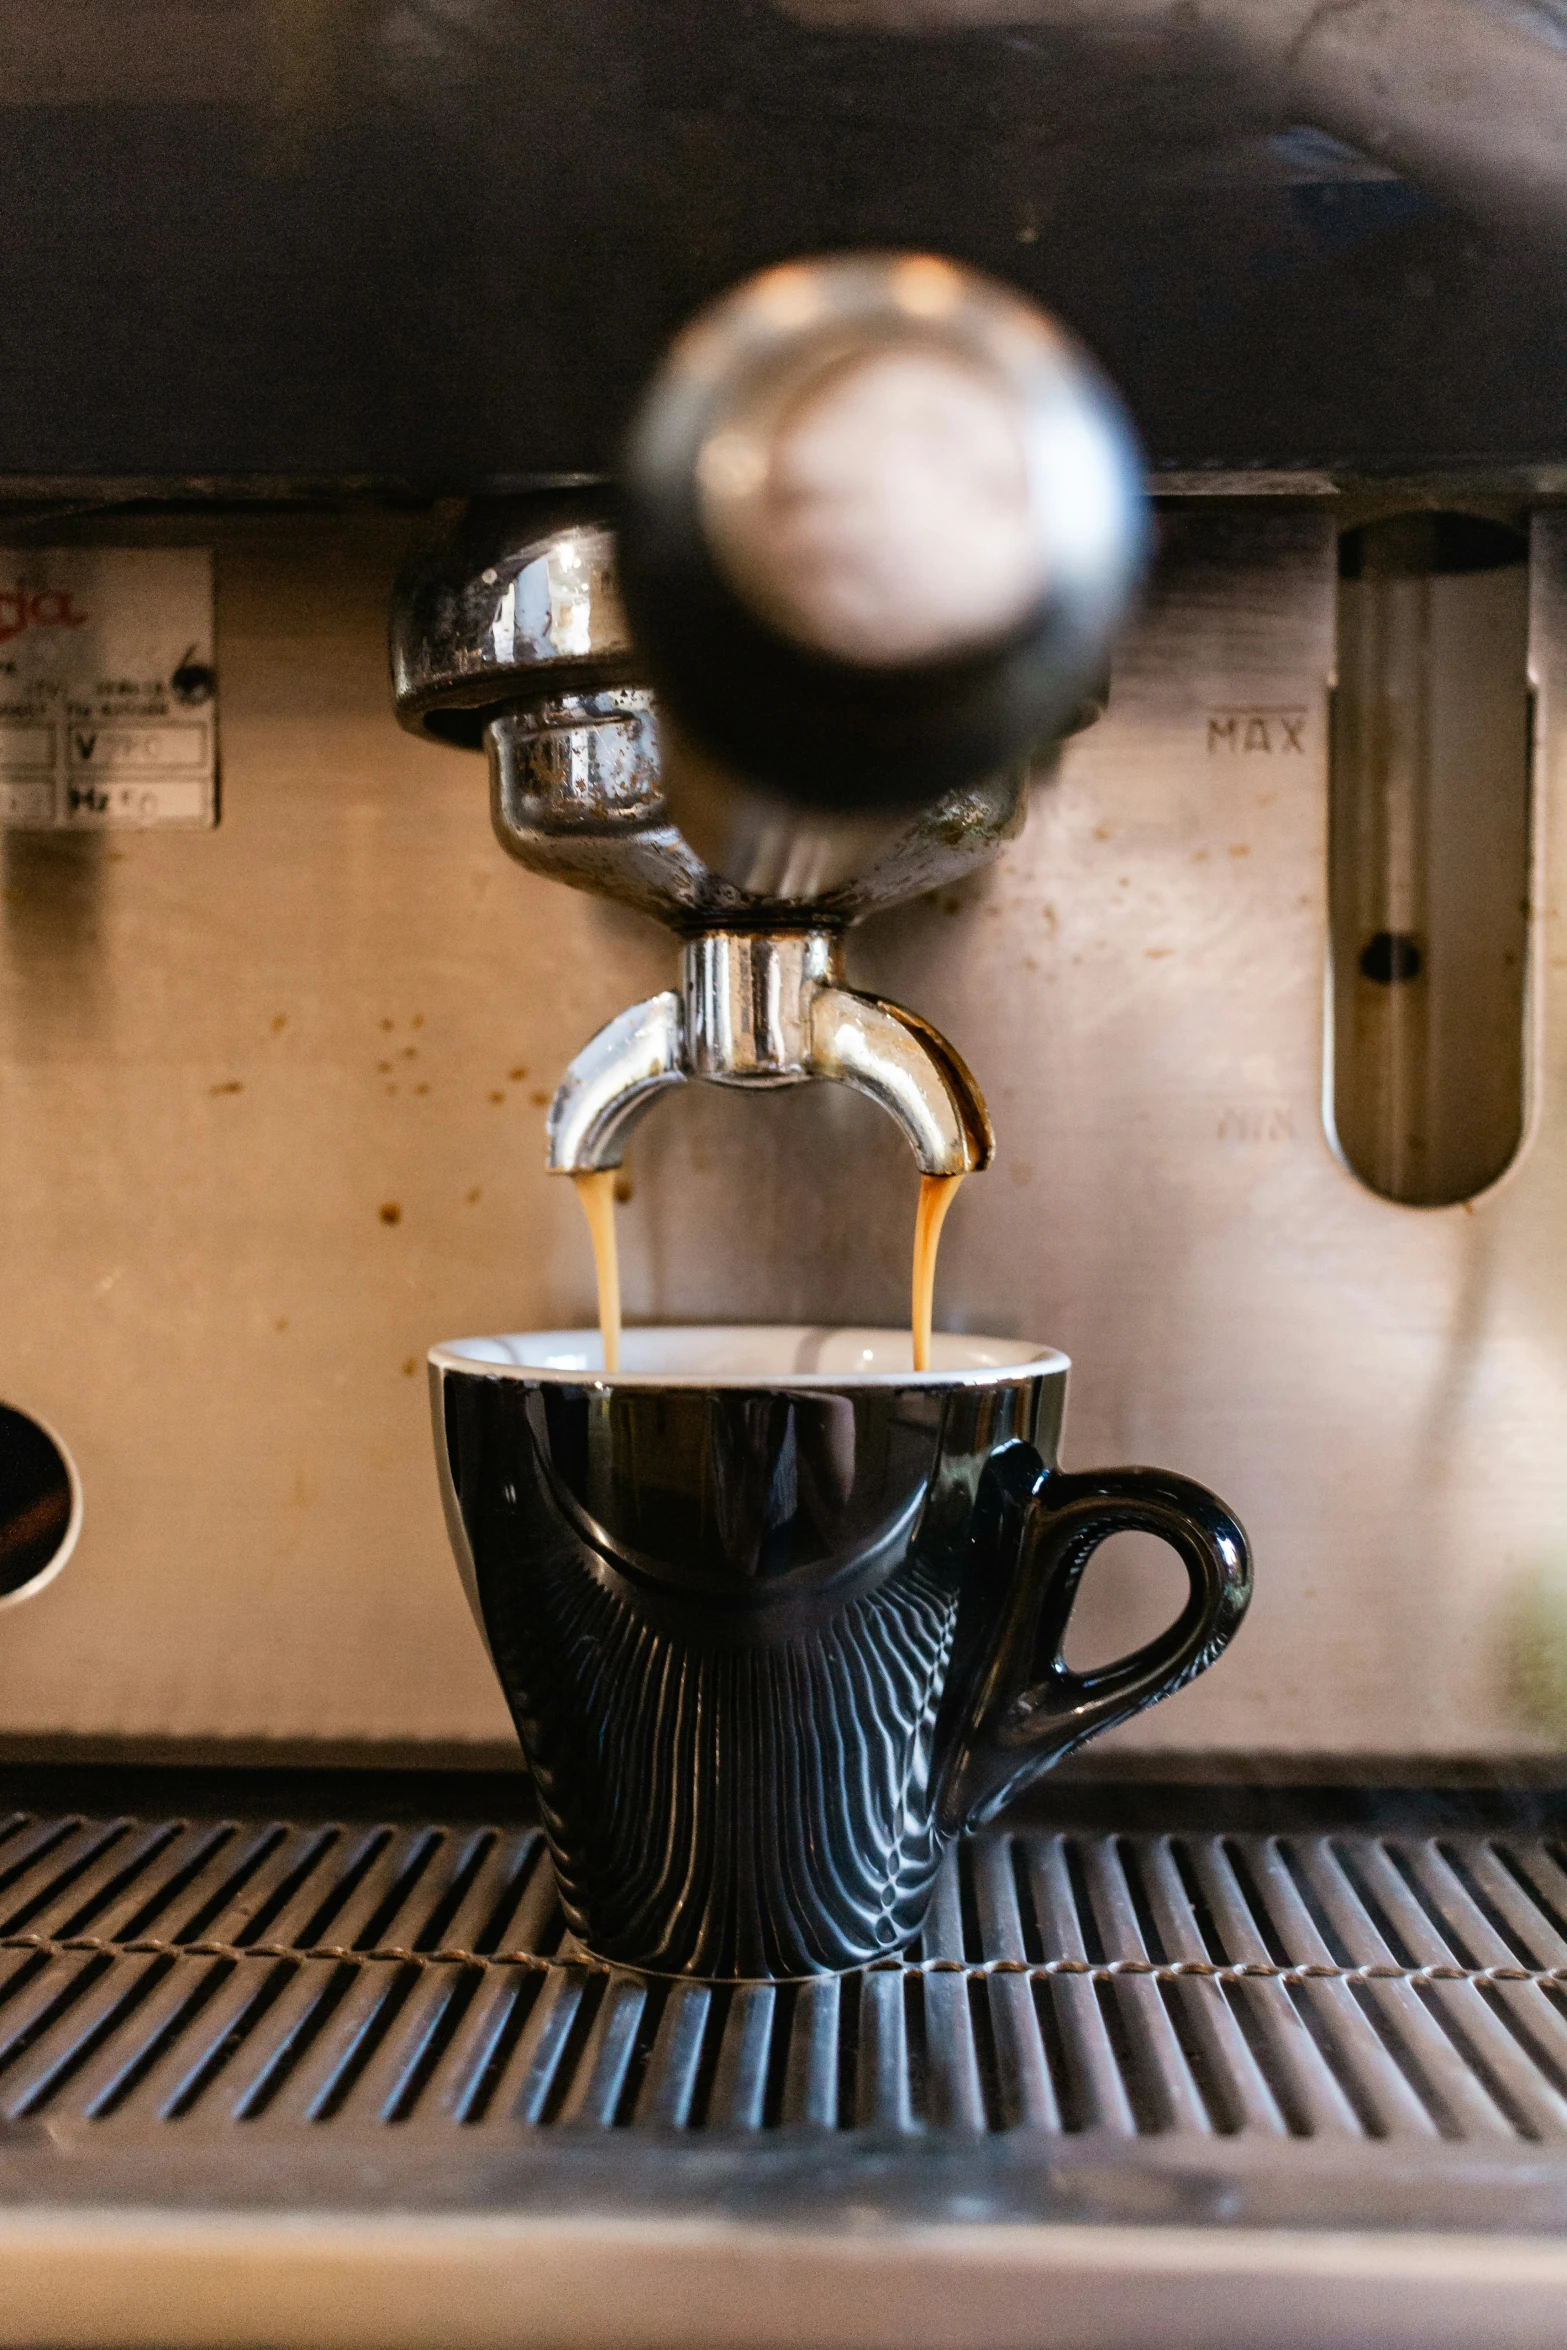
[0,548,215,828]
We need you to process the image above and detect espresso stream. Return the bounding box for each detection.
[571,1167,964,1375]
[570,1169,624,1375]
[910,1173,964,1373]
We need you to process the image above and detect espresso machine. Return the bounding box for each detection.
[0,2,1565,2343]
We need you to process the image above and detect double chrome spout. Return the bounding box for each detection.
[547,930,994,1178]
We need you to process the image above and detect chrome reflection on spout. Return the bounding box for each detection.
[808,986,993,1175]
[545,992,686,1174]
[684,930,839,1084]
[547,930,993,1178]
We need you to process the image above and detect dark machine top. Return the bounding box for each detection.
[2,0,1567,493]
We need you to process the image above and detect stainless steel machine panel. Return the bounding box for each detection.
[0,503,1561,1768]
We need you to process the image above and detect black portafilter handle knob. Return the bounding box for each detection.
[618,253,1148,815]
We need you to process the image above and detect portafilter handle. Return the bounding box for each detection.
[618,250,1147,867]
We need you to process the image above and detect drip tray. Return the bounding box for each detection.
[0,1765,1565,2349]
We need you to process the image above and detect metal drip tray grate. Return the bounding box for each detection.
[0,1773,1564,2350]
[0,1790,1565,2146]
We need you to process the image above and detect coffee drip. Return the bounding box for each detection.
[572,1165,965,1377]
[911,1174,964,1373]
[570,1170,623,1375]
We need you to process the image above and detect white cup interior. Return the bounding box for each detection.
[431,1325,1067,1386]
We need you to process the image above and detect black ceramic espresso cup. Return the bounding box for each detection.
[431,1326,1250,1980]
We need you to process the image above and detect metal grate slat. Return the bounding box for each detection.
[0,1820,139,1937]
[855,1970,911,2130]
[421,1830,535,1953]
[507,1968,597,2124]
[1291,1977,1441,2139]
[335,1964,471,2122]
[1216,1977,1349,2137]
[119,1958,282,2122]
[246,1828,390,1951]
[1419,1980,1567,2141]
[274,1963,419,2122]
[1482,1979,1567,2108]
[919,1969,985,2129]
[1176,1838,1275,1966]
[555,1974,647,2126]
[229,1963,342,2118]
[1137,1840,1216,1965]
[920,1857,965,1963]
[0,1803,1564,2155]
[1394,1842,1531,1972]
[0,1818,99,1916]
[436,1970,541,2123]
[970,1841,1027,1961]
[1284,1840,1404,1968]
[2,1953,173,2117]
[782,1976,840,2127]
[634,1983,711,2128]
[1352,1978,1521,2140]
[490,1840,562,1955]
[183,1825,340,1947]
[705,1983,775,2129]
[1501,1843,1567,1947]
[161,1824,293,1945]
[76,1823,240,1946]
[1079,1841,1151,1964]
[306,1830,442,1953]
[1114,1973,1213,2132]
[1043,1974,1138,2133]
[1176,1977,1292,2136]
[65,1956,234,2119]
[0,1952,111,2097]
[1338,1843,1462,1970]
[1462,1842,1567,1969]
[984,1972,1059,2129]
[1234,1839,1341,1969]
[1017,1838,1087,1961]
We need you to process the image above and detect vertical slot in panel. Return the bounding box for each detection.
[1330,511,1532,1205]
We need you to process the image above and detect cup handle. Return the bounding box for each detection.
[935,1444,1252,1835]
